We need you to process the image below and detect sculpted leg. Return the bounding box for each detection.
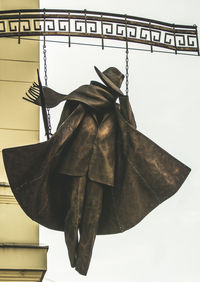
[75,180,103,275]
[64,176,86,267]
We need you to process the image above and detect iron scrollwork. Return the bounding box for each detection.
[0,21,6,32]
[9,20,31,32]
[0,9,199,55]
[34,19,55,31]
[116,24,137,38]
[164,33,174,45]
[58,20,69,31]
[75,20,97,33]
[187,35,197,47]
[176,34,185,46]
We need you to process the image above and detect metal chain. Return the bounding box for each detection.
[43,36,48,86]
[125,44,129,96]
[43,36,52,136]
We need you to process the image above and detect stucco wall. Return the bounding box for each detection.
[0,1,48,281]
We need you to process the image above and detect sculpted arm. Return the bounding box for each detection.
[119,95,137,129]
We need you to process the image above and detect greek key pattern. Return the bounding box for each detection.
[0,9,199,54]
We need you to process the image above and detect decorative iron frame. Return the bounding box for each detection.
[0,9,199,55]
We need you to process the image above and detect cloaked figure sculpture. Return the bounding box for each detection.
[3,66,191,275]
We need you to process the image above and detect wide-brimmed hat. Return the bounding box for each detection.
[94,66,124,96]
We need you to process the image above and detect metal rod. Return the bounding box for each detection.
[195,25,200,56]
[68,11,71,47]
[37,69,50,140]
[1,32,198,53]
[18,11,21,44]
[0,9,196,29]
[0,9,198,55]
[101,14,104,50]
[84,9,87,34]
[173,24,177,55]
[0,13,197,35]
[149,21,153,53]
[8,36,200,56]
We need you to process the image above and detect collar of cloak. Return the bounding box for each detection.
[42,81,122,110]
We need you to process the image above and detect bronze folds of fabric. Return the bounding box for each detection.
[3,80,191,275]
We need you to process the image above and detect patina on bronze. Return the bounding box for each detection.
[3,66,191,275]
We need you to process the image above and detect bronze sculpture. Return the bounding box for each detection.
[3,66,191,275]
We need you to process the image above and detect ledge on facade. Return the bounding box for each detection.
[0,182,9,187]
[0,243,48,279]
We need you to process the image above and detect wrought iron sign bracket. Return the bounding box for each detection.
[0,9,199,55]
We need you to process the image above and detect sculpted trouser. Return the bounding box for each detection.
[64,176,103,275]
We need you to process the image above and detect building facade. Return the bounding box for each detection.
[0,1,48,281]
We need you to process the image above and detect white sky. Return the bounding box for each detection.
[39,1,200,282]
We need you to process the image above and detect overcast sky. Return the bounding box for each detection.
[39,1,200,282]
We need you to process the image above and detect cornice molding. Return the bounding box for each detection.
[0,186,17,205]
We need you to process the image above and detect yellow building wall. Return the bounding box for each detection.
[0,0,40,10]
[0,1,48,281]
[0,39,40,183]
[0,3,40,244]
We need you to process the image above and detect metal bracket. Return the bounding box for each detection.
[0,9,199,55]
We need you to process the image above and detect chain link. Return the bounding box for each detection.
[125,14,129,96]
[125,44,129,96]
[43,36,52,136]
[43,36,48,86]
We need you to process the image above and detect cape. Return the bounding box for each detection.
[3,82,191,235]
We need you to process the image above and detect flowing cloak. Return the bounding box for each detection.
[2,82,191,235]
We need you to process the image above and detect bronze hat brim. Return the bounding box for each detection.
[94,66,124,96]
